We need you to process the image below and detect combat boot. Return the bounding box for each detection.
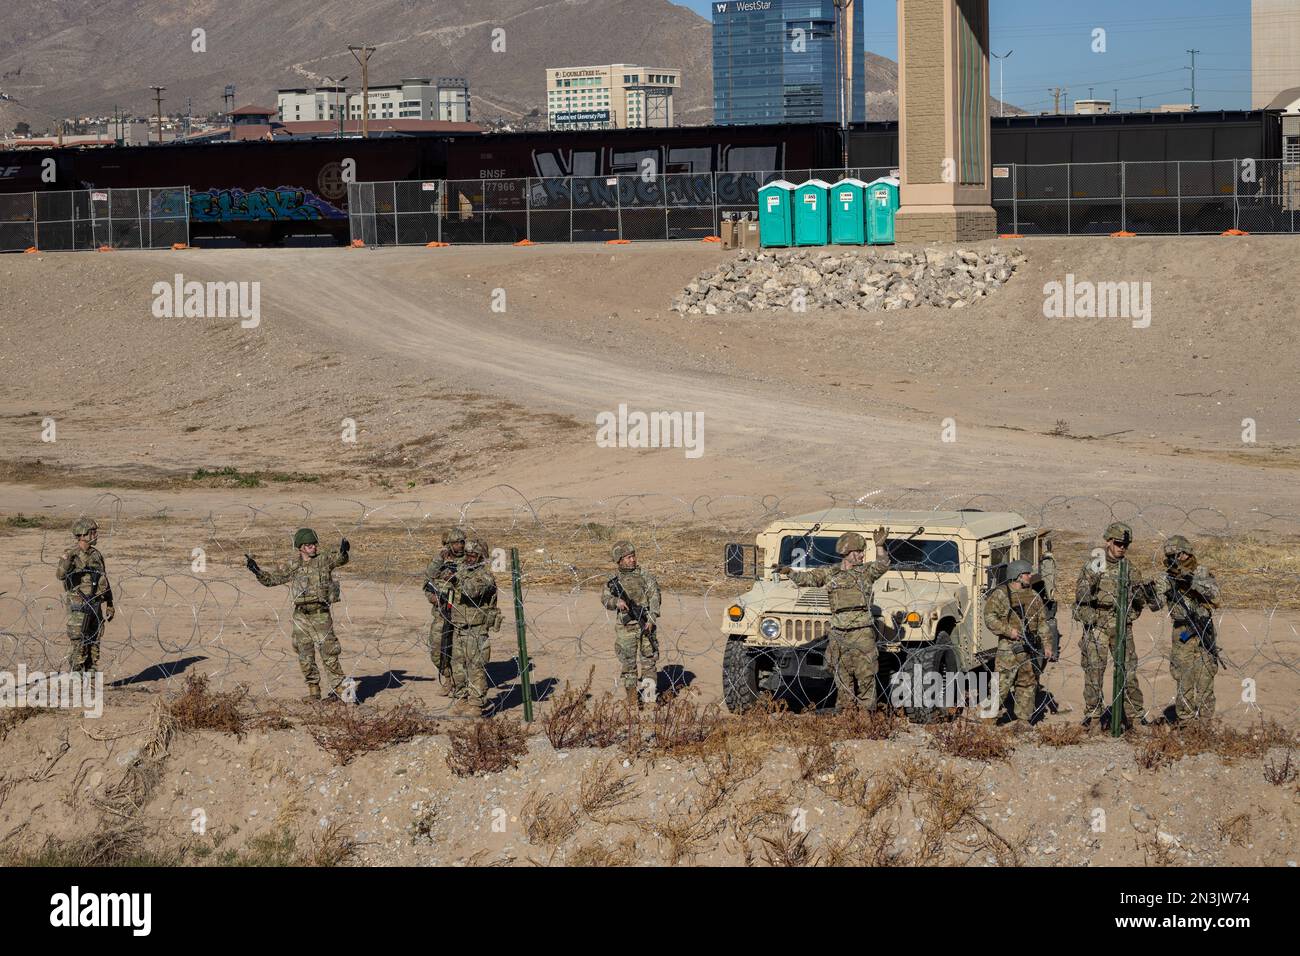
[452,699,483,718]
[302,684,321,704]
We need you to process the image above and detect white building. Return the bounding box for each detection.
[276,87,347,122]
[279,78,470,124]
[545,64,680,130]
[1073,99,1111,115]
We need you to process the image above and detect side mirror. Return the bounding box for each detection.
[724,543,757,579]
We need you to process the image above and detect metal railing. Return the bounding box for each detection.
[0,186,190,252]
[351,160,1300,245]
[993,159,1298,235]
[348,168,895,246]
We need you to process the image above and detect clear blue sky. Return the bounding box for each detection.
[672,0,1255,112]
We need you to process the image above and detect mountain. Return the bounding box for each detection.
[0,0,1019,134]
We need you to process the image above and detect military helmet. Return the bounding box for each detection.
[835,532,866,556]
[464,538,486,558]
[1163,534,1193,557]
[1007,559,1033,579]
[293,528,319,549]
[611,540,636,563]
[72,517,98,537]
[1103,522,1133,545]
[442,528,466,546]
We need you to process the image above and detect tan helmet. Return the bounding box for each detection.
[442,528,467,546]
[1103,522,1133,546]
[835,532,866,556]
[1163,534,1193,557]
[72,517,98,537]
[464,538,487,560]
[611,540,636,563]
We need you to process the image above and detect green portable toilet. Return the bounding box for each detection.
[866,176,900,245]
[757,180,796,248]
[793,179,831,246]
[829,178,869,245]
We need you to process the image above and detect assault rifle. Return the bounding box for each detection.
[607,576,655,633]
[1165,571,1223,668]
[63,565,110,637]
[1009,587,1047,675]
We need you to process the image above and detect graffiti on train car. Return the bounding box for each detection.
[190,186,346,222]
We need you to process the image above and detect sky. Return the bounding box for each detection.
[672,0,1257,113]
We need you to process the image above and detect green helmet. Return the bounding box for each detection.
[836,532,866,556]
[464,539,486,560]
[442,528,466,546]
[293,528,319,549]
[1163,534,1193,557]
[1007,559,1034,579]
[1103,522,1133,546]
[611,541,636,563]
[72,517,98,537]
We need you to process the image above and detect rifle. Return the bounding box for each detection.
[1009,588,1046,675]
[607,576,655,633]
[423,578,456,676]
[63,564,109,637]
[1165,572,1224,668]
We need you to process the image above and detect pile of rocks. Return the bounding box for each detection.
[672,246,1026,315]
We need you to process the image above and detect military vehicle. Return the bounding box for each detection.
[721,509,1054,721]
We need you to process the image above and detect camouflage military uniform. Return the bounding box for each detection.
[983,581,1047,722]
[449,544,499,711]
[601,546,662,700]
[57,521,114,673]
[1074,534,1159,724]
[1160,537,1220,722]
[790,546,890,710]
[424,531,466,692]
[254,541,349,699]
[1037,551,1062,660]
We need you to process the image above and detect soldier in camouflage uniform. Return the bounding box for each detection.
[424,528,467,695]
[1037,542,1062,665]
[781,528,890,712]
[983,560,1048,726]
[57,518,115,673]
[247,528,350,703]
[1073,522,1160,730]
[601,541,662,709]
[1159,535,1221,723]
[449,539,500,717]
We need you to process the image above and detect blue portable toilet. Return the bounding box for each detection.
[829,177,869,245]
[866,176,900,245]
[793,179,831,246]
[756,180,796,248]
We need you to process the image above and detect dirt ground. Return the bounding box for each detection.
[1,237,1298,866]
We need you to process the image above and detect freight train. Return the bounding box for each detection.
[0,111,1281,245]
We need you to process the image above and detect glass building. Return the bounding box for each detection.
[712,0,867,125]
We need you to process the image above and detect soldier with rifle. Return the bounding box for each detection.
[424,528,468,696]
[983,560,1048,726]
[57,518,115,673]
[1159,535,1222,723]
[602,541,661,709]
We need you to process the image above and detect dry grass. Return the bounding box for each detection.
[578,760,640,817]
[302,701,439,766]
[758,828,815,867]
[1136,831,1177,866]
[521,792,581,848]
[1037,723,1087,747]
[927,719,1016,762]
[0,706,43,741]
[569,836,640,867]
[1216,812,1253,848]
[1135,719,1295,770]
[165,673,251,736]
[446,717,530,777]
[1263,750,1297,786]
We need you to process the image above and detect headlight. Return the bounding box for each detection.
[727,604,744,621]
[759,617,781,639]
[905,611,922,628]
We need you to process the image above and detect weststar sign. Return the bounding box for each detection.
[714,1,774,13]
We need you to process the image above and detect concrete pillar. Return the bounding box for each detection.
[894,0,996,243]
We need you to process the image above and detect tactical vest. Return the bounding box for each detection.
[825,567,875,631]
[289,555,339,610]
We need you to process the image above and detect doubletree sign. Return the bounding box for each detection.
[553,110,610,124]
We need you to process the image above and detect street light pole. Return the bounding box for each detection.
[992,50,1013,118]
[833,0,850,171]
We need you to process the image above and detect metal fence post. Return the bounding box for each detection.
[1012,164,1019,234]
[712,172,719,233]
[31,191,38,251]
[1067,164,1072,235]
[438,181,443,244]
[184,186,191,247]
[663,173,670,241]
[1233,158,1240,231]
[1176,162,1182,235]
[1120,162,1126,234]
[616,173,623,241]
[526,177,532,241]
[569,175,574,243]
[481,179,487,244]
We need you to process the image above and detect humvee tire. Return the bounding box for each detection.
[722,640,761,713]
[901,631,958,724]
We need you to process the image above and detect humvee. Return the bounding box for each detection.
[720,509,1054,721]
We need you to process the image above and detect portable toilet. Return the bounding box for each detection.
[829,177,869,245]
[866,176,900,245]
[793,179,831,246]
[756,180,796,248]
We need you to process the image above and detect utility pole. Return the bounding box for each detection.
[1049,87,1066,115]
[833,0,850,170]
[150,85,165,143]
[1113,88,1119,113]
[1137,95,1144,112]
[993,50,1013,117]
[348,45,376,138]
[1186,49,1201,111]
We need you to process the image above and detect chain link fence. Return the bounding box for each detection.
[348,168,896,246]
[994,159,1299,236]
[0,186,190,253]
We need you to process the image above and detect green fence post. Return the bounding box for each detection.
[511,547,533,722]
[1111,558,1130,737]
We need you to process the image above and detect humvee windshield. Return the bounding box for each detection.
[777,535,961,573]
